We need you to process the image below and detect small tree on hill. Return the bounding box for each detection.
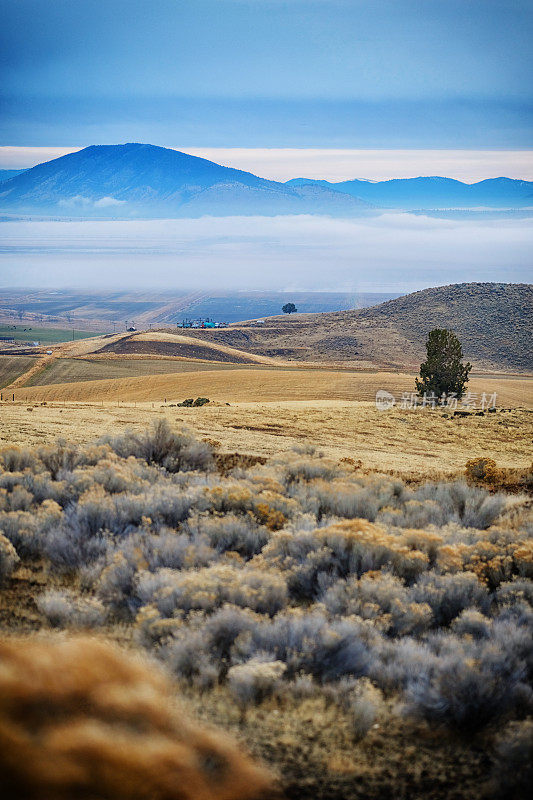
[282,303,297,314]
[416,328,471,398]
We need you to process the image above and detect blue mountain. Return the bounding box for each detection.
[0,169,27,182]
[285,175,533,209]
[0,143,371,217]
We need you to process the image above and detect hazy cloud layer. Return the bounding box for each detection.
[0,214,531,292]
[2,147,533,182]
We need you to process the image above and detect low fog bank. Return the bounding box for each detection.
[0,213,531,292]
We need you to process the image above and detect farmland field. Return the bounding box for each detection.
[0,355,38,388]
[13,366,533,407]
[24,357,285,386]
[0,324,100,344]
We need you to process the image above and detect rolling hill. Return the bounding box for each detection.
[286,176,533,209]
[166,283,533,372]
[0,144,371,218]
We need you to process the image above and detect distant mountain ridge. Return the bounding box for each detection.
[0,143,531,216]
[0,143,370,218]
[286,176,533,209]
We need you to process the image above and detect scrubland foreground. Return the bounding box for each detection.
[0,420,532,799]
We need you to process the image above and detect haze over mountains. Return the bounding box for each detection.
[0,143,531,217]
[287,176,533,210]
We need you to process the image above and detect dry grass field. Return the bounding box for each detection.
[25,357,279,386]
[0,356,38,388]
[0,398,531,476]
[8,365,532,406]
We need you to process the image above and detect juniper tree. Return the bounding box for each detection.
[416,328,471,399]
[282,302,297,314]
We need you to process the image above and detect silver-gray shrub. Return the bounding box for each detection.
[143,529,215,571]
[450,609,492,639]
[0,447,38,473]
[281,457,341,486]
[194,513,269,559]
[5,486,33,512]
[44,519,109,571]
[323,573,433,636]
[136,564,288,618]
[228,658,286,709]
[412,481,505,529]
[290,481,379,522]
[105,419,213,472]
[0,510,40,557]
[410,571,490,627]
[21,473,69,506]
[497,577,533,609]
[38,439,82,479]
[37,588,106,628]
[369,637,438,694]
[233,611,374,682]
[403,633,529,731]
[0,531,20,585]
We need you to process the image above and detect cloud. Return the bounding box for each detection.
[93,197,126,208]
[1,147,533,182]
[183,149,533,182]
[0,213,531,292]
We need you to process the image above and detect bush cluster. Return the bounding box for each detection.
[0,422,531,740]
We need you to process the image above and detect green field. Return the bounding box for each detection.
[0,356,38,388]
[0,325,100,345]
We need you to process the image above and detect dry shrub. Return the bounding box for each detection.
[0,635,274,800]
[228,658,286,710]
[465,457,499,485]
[465,458,533,494]
[253,502,286,531]
[0,531,19,585]
[37,589,107,629]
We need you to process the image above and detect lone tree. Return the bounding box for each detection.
[282,302,297,314]
[416,328,471,398]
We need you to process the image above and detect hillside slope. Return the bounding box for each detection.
[170,283,533,372]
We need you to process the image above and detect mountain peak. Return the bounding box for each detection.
[0,142,371,218]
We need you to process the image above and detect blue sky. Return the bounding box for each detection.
[1,0,532,151]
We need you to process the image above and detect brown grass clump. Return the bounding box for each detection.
[254,502,287,531]
[465,457,533,494]
[465,457,499,484]
[0,635,274,800]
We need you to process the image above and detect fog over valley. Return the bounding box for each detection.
[1,213,531,291]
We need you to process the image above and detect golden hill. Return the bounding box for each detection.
[165,283,533,373]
